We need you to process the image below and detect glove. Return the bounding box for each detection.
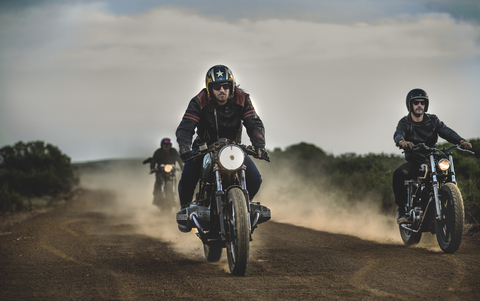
[255,147,270,162]
[460,140,472,150]
[180,150,195,162]
[398,140,413,150]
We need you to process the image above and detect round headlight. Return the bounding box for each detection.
[164,164,173,172]
[218,145,244,171]
[438,159,450,171]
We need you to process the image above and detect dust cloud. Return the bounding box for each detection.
[254,165,403,244]
[76,158,441,257]
[77,160,207,261]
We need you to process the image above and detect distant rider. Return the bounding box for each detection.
[150,138,183,205]
[175,65,268,231]
[393,88,472,224]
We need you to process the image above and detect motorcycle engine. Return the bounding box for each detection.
[409,207,423,227]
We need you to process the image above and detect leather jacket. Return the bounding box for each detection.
[176,87,265,152]
[393,113,464,163]
[150,148,183,171]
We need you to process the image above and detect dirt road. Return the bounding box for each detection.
[1,187,480,300]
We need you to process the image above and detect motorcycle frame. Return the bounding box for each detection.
[404,146,462,232]
[192,142,253,245]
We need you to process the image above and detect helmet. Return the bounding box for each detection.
[205,65,235,97]
[406,88,429,112]
[160,138,172,146]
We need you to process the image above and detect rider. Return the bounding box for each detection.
[150,138,184,205]
[176,65,268,231]
[393,88,472,224]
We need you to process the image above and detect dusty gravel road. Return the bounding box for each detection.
[1,188,480,300]
[1,161,479,300]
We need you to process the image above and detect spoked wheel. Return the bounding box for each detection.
[399,225,422,246]
[204,242,223,262]
[435,183,464,254]
[224,187,250,276]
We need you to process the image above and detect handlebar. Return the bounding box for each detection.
[184,141,270,163]
[411,143,475,154]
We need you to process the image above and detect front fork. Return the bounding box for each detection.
[430,154,442,221]
[214,164,252,240]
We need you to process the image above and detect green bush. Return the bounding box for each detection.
[0,141,78,213]
[265,139,480,223]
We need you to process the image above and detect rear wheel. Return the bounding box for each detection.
[435,183,464,254]
[399,226,422,245]
[224,187,249,276]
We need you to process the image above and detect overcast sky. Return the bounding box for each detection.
[1,0,479,162]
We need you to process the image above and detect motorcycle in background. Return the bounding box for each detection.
[143,158,178,212]
[176,138,271,276]
[399,143,474,253]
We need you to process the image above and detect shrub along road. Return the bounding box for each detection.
[1,189,479,300]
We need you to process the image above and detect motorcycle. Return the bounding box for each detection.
[176,138,271,276]
[399,143,474,253]
[143,158,178,212]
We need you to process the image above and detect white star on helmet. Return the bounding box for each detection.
[216,70,224,78]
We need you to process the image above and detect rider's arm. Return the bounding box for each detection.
[431,114,465,145]
[242,96,266,150]
[393,117,409,147]
[176,96,202,153]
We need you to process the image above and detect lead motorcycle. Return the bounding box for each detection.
[399,143,474,253]
[176,138,271,276]
[143,158,178,212]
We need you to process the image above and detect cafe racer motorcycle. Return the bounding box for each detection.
[176,138,271,276]
[399,143,474,253]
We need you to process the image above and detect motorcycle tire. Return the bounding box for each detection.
[204,242,222,262]
[435,183,464,254]
[224,187,250,276]
[399,226,422,246]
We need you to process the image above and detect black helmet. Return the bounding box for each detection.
[160,138,172,146]
[406,88,429,112]
[205,65,235,97]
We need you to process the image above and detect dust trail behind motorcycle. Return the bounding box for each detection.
[77,158,441,255]
[77,160,206,261]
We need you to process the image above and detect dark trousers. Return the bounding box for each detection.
[392,161,420,207]
[178,154,262,207]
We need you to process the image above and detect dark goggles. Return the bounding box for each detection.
[211,82,231,91]
[412,100,426,106]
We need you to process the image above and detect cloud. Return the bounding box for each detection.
[1,5,479,161]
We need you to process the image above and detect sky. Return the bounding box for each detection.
[1,0,479,162]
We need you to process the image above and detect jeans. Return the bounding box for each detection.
[178,154,262,207]
[392,161,421,207]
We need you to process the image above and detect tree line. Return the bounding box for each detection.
[1,139,479,226]
[259,138,480,224]
[0,141,78,212]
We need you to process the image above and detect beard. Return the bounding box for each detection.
[213,92,232,105]
[411,107,424,118]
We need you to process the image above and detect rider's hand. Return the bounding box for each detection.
[398,140,413,150]
[460,140,472,150]
[255,147,270,162]
[180,150,194,162]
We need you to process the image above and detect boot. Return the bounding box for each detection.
[397,207,408,224]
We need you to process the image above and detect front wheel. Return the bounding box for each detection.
[435,183,464,253]
[224,187,250,276]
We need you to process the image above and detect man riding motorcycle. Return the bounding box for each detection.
[393,88,472,224]
[150,138,183,206]
[175,64,268,232]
